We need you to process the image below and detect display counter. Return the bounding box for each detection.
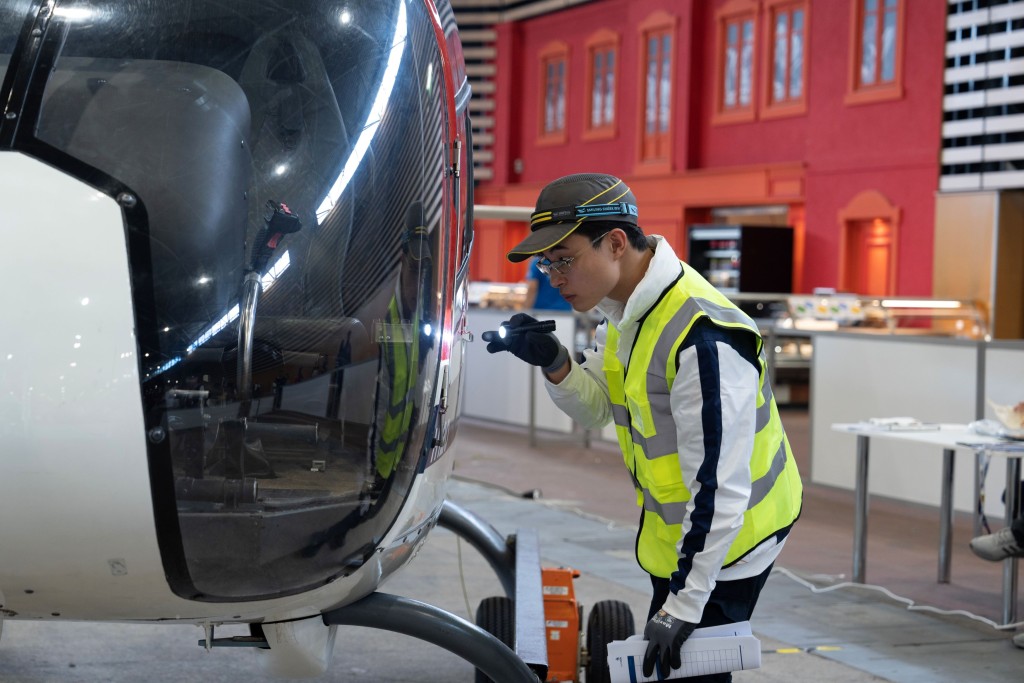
[733,293,989,406]
[460,282,1014,497]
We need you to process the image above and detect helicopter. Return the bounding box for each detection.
[0,0,561,679]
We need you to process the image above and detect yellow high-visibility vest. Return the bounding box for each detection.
[376,296,419,478]
[604,264,802,577]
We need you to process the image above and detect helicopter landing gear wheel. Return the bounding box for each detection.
[584,600,635,683]
[475,596,516,683]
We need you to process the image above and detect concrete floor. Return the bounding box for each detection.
[448,413,1024,683]
[0,410,1021,682]
[453,409,1022,624]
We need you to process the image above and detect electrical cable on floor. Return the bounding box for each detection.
[451,474,527,501]
[455,536,475,621]
[451,473,625,531]
[772,565,1024,632]
[453,474,1022,634]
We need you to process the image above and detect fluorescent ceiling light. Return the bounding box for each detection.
[879,299,962,309]
[315,2,408,224]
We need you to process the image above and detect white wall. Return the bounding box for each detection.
[981,343,1024,514]
[462,307,577,433]
[984,344,1024,418]
[811,333,1024,516]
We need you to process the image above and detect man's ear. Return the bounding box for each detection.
[608,227,629,257]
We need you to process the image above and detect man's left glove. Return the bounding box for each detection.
[482,312,568,374]
[642,609,697,678]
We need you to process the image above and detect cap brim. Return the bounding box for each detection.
[506,223,581,262]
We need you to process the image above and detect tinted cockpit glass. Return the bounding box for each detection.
[10,0,450,600]
[0,0,32,82]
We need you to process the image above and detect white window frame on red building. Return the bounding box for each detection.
[714,0,758,125]
[637,11,676,172]
[538,41,569,145]
[761,0,809,119]
[584,29,619,141]
[846,0,904,105]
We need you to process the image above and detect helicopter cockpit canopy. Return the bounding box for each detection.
[0,0,456,601]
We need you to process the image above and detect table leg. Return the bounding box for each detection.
[528,366,536,448]
[939,449,955,584]
[854,435,870,584]
[973,450,984,537]
[1002,457,1021,626]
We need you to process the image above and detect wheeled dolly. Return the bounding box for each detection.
[325,499,633,683]
[474,567,635,683]
[436,500,635,683]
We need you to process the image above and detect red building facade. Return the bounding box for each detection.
[471,0,946,296]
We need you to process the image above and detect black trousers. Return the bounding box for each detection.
[647,563,773,683]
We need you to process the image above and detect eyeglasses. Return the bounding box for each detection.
[536,231,612,277]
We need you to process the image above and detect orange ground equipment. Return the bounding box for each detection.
[471,524,635,683]
[541,567,583,682]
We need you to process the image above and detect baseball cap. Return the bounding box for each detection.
[506,173,639,262]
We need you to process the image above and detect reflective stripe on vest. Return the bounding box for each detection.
[605,263,802,577]
[640,437,787,523]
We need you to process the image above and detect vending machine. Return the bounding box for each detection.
[686,225,794,293]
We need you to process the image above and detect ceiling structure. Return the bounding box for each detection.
[451,0,595,181]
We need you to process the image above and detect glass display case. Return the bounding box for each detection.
[465,279,988,408]
[730,291,989,405]
[730,293,811,405]
[787,291,987,338]
[786,292,866,330]
[858,297,988,338]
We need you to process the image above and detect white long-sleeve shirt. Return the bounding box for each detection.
[546,236,785,623]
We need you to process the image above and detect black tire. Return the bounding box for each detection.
[475,595,515,683]
[585,600,635,683]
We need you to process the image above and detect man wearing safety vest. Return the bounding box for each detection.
[373,218,432,485]
[485,173,803,681]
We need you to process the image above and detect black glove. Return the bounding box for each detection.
[482,313,568,373]
[642,609,697,678]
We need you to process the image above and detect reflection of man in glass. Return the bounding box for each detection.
[372,211,432,484]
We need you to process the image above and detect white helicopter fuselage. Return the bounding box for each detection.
[0,148,458,623]
[0,6,473,676]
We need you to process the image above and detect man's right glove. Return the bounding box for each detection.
[482,312,568,374]
[642,609,697,678]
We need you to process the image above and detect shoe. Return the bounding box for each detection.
[1014,633,1024,650]
[969,526,1024,561]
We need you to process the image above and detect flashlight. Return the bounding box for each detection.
[498,320,556,339]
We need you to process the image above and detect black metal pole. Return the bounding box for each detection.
[439,499,516,597]
[322,592,537,683]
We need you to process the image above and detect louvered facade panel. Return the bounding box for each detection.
[942,0,1024,190]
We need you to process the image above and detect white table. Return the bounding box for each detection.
[831,423,1023,625]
